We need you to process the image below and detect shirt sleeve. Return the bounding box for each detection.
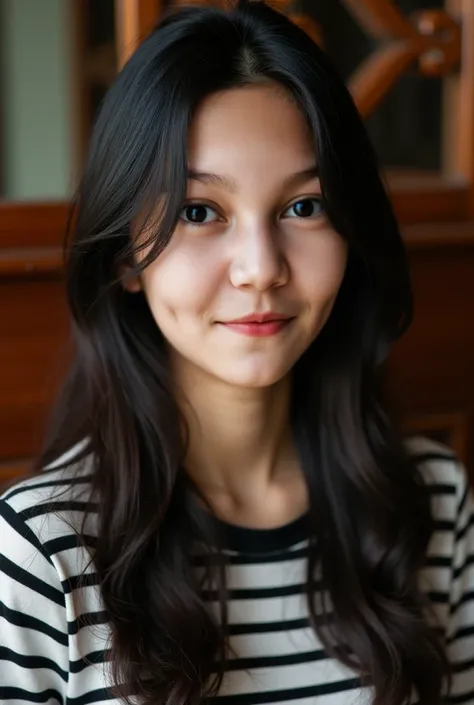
[0,498,69,703]
[446,465,474,703]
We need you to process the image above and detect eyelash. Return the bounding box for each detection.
[179,196,324,228]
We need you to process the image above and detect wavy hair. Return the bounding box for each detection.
[38,1,449,703]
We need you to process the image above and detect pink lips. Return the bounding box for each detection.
[219,312,293,337]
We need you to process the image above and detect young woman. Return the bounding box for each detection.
[1,2,473,704]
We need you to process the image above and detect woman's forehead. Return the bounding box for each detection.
[186,85,317,189]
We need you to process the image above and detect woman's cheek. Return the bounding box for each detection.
[143,241,225,315]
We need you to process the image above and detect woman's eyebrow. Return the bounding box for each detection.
[187,165,319,193]
[283,166,319,188]
[188,170,238,193]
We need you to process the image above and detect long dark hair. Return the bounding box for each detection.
[37,1,449,703]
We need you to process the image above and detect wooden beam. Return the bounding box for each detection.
[444,0,474,218]
[115,0,163,69]
[0,248,63,278]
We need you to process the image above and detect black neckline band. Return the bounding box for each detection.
[213,512,310,554]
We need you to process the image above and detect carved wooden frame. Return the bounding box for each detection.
[112,0,474,222]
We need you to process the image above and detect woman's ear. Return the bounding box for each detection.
[119,264,142,293]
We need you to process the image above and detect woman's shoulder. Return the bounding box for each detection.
[405,435,469,531]
[406,433,459,469]
[406,435,465,494]
[0,444,107,701]
[406,437,474,658]
[0,440,97,546]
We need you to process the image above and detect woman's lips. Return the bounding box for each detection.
[219,318,294,337]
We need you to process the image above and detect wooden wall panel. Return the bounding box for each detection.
[387,231,474,473]
[0,277,70,473]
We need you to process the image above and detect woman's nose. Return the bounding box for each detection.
[228,224,289,291]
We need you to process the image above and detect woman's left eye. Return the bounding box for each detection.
[283,197,323,219]
[180,204,219,226]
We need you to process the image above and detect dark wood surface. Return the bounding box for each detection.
[0,276,70,482]
[387,227,474,475]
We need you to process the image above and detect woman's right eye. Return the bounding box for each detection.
[179,204,219,226]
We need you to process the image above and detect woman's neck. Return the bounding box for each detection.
[173,360,307,527]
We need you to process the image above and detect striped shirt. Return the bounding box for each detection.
[1,436,473,704]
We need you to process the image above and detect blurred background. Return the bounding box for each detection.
[0,0,473,483]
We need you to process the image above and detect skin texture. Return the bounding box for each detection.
[124,84,348,526]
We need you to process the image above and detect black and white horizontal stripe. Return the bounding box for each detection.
[1,436,473,704]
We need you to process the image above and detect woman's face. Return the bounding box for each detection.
[127,84,348,389]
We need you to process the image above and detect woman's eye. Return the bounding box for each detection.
[283,197,323,219]
[180,204,219,226]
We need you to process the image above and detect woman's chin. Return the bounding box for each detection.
[212,362,294,390]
